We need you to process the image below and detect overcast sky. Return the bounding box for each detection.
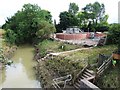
[0,0,119,25]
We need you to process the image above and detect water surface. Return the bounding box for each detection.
[0,45,41,89]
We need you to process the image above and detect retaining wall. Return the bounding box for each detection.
[56,33,87,40]
[56,33,106,40]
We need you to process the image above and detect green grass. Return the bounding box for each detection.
[37,39,81,57]
[36,44,118,87]
[65,45,117,65]
[96,61,120,89]
[45,56,83,76]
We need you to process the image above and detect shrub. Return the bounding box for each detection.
[117,37,120,53]
[107,23,120,45]
[4,29,17,45]
[45,56,83,76]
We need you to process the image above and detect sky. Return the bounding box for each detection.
[0,0,119,25]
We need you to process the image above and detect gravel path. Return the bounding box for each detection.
[50,47,93,56]
[39,47,93,61]
[54,38,99,46]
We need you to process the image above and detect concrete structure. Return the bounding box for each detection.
[56,26,106,40]
[63,26,83,34]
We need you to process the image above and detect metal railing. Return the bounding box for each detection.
[52,74,72,89]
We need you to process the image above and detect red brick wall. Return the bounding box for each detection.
[56,33,106,40]
[86,33,106,38]
[56,33,87,40]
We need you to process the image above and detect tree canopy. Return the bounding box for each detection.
[68,2,79,15]
[56,3,79,32]
[2,3,56,44]
[56,1,109,32]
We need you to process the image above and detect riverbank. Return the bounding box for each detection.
[1,35,17,59]
[34,43,117,88]
[33,39,82,60]
[0,45,17,83]
[96,62,120,88]
[0,63,2,70]
[0,37,17,82]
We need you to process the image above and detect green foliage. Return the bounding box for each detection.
[118,37,120,50]
[45,56,83,76]
[58,43,79,51]
[97,63,120,88]
[56,3,79,32]
[56,2,108,32]
[81,2,108,31]
[4,29,17,45]
[37,39,81,57]
[68,3,79,15]
[107,23,120,52]
[66,45,116,65]
[82,2,105,24]
[36,21,56,39]
[37,39,60,57]
[0,48,7,64]
[2,3,54,44]
[0,48,4,63]
[58,11,78,30]
[107,24,120,45]
[77,12,87,29]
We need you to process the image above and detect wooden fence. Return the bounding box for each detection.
[80,79,101,90]
[96,55,112,77]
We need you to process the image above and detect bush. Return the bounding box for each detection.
[107,23,120,45]
[4,29,17,45]
[45,56,82,76]
[2,4,54,44]
[95,25,109,32]
[117,37,120,54]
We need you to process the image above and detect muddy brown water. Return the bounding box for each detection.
[0,45,41,89]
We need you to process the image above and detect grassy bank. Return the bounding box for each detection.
[36,39,82,58]
[64,45,117,65]
[0,35,17,68]
[0,29,5,36]
[96,61,120,89]
[35,43,117,88]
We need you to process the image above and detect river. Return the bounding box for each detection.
[0,45,41,89]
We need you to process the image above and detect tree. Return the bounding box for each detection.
[81,2,107,31]
[68,3,79,15]
[2,3,54,44]
[107,23,120,54]
[58,11,78,31]
[77,12,88,30]
[56,2,79,32]
[82,2,105,24]
[36,21,56,40]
